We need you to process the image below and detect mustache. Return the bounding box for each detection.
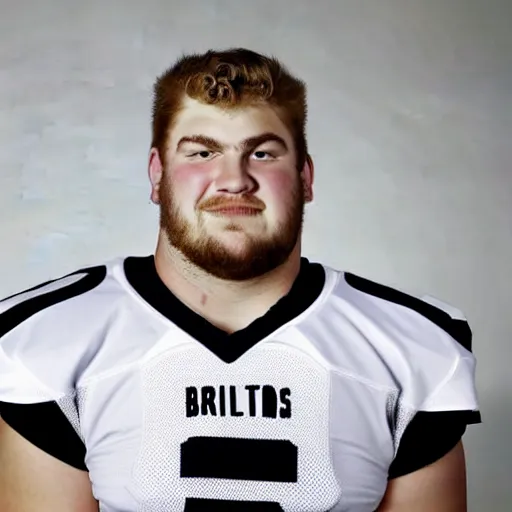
[198,195,266,211]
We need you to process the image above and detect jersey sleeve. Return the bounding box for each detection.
[388,298,481,479]
[0,401,88,470]
[417,295,480,415]
[0,266,107,470]
[0,338,88,471]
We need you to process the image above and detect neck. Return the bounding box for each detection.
[153,234,302,333]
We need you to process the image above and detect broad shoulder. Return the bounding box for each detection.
[323,265,473,353]
[348,270,469,346]
[0,256,158,402]
[0,257,123,337]
[315,265,477,408]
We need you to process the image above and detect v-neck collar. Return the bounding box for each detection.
[124,255,326,363]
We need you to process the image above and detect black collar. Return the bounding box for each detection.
[124,255,326,363]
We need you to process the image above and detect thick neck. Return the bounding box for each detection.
[153,233,303,333]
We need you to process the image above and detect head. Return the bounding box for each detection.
[148,48,314,281]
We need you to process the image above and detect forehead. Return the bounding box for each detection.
[168,97,292,147]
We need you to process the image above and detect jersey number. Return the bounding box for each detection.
[181,436,298,511]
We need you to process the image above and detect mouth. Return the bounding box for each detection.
[202,205,263,216]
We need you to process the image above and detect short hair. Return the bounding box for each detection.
[151,48,308,168]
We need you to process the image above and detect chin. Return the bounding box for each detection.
[211,225,261,240]
[215,237,256,255]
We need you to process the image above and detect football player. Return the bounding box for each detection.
[0,48,480,511]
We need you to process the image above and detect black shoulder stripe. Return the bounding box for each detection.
[344,273,472,352]
[0,400,87,471]
[0,265,107,339]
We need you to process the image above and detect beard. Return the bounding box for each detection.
[158,177,305,281]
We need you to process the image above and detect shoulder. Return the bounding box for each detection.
[0,255,163,472]
[0,257,130,402]
[341,270,472,351]
[321,266,481,476]
[0,257,127,334]
[1,262,108,328]
[323,265,474,359]
[320,265,479,413]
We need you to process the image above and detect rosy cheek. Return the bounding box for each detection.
[171,162,212,198]
[272,171,295,189]
[261,171,296,201]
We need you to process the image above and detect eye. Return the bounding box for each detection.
[252,150,274,160]
[188,150,214,160]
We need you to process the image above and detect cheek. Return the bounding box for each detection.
[170,163,212,200]
[261,172,299,211]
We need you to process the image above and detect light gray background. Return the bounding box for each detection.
[0,1,510,510]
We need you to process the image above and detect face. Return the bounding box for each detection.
[149,97,314,281]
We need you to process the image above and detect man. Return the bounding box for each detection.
[0,48,480,511]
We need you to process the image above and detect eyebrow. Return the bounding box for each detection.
[176,132,289,153]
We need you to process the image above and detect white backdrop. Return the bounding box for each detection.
[1,1,510,510]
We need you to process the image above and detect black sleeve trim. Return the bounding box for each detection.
[344,273,472,351]
[388,410,481,479]
[0,401,87,471]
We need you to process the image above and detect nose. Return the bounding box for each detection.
[215,156,256,195]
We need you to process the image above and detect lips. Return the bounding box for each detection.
[203,205,263,216]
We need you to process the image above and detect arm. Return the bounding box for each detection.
[0,417,99,512]
[377,441,467,512]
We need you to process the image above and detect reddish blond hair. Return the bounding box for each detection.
[151,48,308,168]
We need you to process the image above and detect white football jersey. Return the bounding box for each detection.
[0,256,480,512]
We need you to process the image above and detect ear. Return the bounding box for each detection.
[148,148,164,204]
[301,154,314,203]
